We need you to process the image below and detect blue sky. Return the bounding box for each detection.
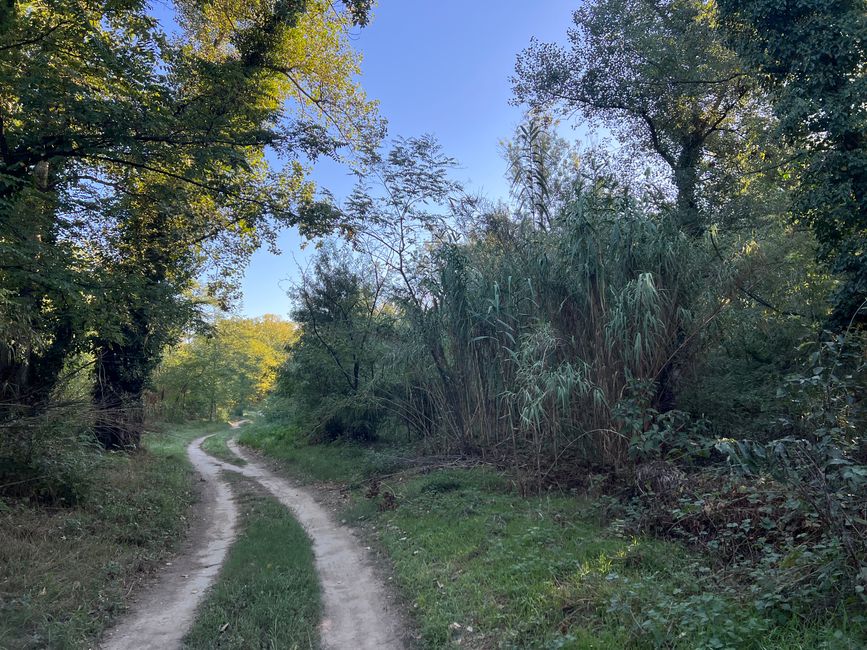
[229,2,580,317]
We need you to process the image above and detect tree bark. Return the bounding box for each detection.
[672,143,704,238]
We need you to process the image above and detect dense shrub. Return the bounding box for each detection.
[265,131,865,631]
[323,160,739,480]
[270,248,395,442]
[0,403,98,505]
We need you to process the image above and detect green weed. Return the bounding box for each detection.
[237,421,406,485]
[241,423,865,648]
[201,429,246,466]
[355,469,866,649]
[184,475,320,649]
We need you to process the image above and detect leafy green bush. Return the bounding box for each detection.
[614,333,867,629]
[719,332,867,571]
[0,404,98,505]
[268,248,396,443]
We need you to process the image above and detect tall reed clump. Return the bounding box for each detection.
[384,180,727,481]
[267,138,736,483]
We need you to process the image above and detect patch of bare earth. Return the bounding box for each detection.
[100,430,408,649]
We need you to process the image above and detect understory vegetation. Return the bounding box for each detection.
[247,0,867,643]
[240,422,865,649]
[0,423,219,649]
[2,0,866,647]
[154,315,297,423]
[257,131,866,641]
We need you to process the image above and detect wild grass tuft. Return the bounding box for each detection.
[184,475,320,650]
[237,420,407,485]
[0,421,223,649]
[200,429,246,466]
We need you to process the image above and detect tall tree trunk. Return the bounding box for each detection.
[673,142,704,238]
[93,339,146,449]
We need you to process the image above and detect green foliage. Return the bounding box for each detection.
[512,0,763,236]
[154,315,296,422]
[241,427,865,650]
[717,0,867,326]
[408,160,718,472]
[274,246,395,441]
[266,119,864,641]
[0,0,380,449]
[2,0,862,644]
[715,333,867,598]
[503,112,582,229]
[621,399,712,464]
[274,136,739,478]
[0,349,105,502]
[237,420,407,485]
[627,465,866,636]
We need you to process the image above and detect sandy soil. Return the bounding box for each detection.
[99,436,239,650]
[99,430,405,650]
[226,437,405,650]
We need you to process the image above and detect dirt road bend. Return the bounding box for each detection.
[100,436,238,650]
[100,433,404,650]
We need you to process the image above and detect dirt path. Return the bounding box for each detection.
[225,438,405,650]
[100,432,404,650]
[100,436,239,650]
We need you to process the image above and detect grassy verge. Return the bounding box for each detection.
[201,428,246,466]
[239,422,866,649]
[0,421,227,650]
[237,420,407,484]
[184,474,319,649]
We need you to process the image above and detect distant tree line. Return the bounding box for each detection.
[153,315,296,422]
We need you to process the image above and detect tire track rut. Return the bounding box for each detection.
[100,432,404,650]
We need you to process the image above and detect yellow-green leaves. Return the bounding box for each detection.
[155,315,298,420]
